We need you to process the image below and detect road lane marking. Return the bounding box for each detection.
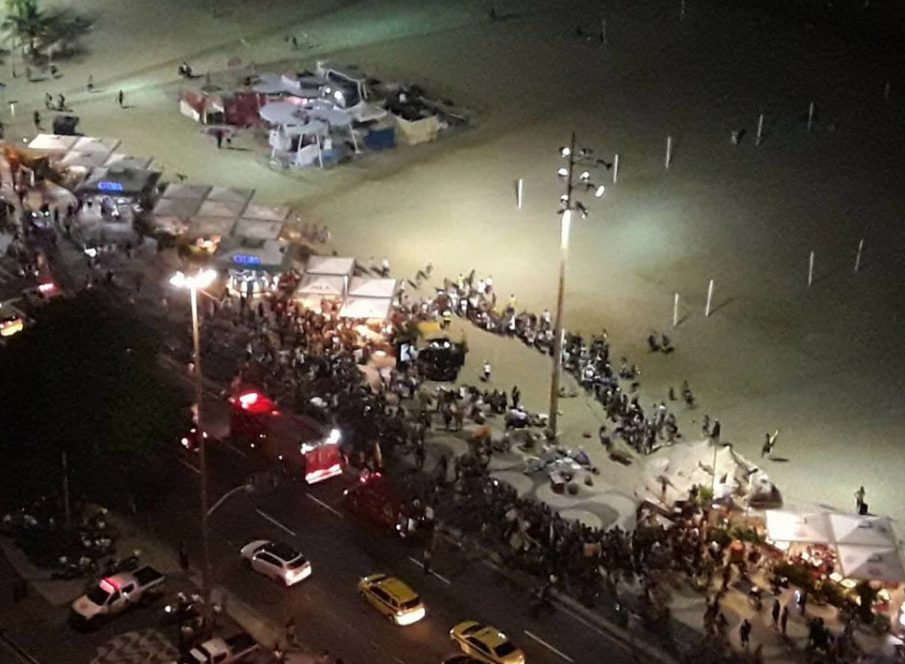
[523,631,574,662]
[407,556,452,585]
[394,658,405,664]
[556,603,619,641]
[256,509,297,537]
[306,494,343,518]
[225,441,249,458]
[179,459,201,475]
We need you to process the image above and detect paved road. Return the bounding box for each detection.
[145,420,637,664]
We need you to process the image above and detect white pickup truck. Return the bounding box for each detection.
[174,633,260,664]
[69,566,165,628]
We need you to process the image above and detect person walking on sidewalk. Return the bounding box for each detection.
[855,485,866,513]
[178,542,189,571]
[780,605,789,635]
[739,618,752,649]
[771,598,780,629]
[284,617,297,647]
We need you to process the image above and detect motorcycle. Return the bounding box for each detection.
[162,592,203,629]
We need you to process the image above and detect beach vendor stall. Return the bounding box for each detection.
[339,276,397,321]
[75,164,161,232]
[215,237,295,297]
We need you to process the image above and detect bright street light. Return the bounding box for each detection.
[170,268,217,290]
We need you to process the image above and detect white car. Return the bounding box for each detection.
[240,540,311,586]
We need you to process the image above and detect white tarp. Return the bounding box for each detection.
[197,199,245,219]
[765,511,833,544]
[308,106,352,128]
[283,120,328,137]
[837,545,905,583]
[104,153,153,170]
[72,136,120,156]
[60,151,109,170]
[162,183,210,200]
[206,186,254,206]
[189,216,237,238]
[339,296,392,320]
[27,133,79,152]
[347,276,396,299]
[347,100,388,124]
[305,255,355,277]
[260,101,304,125]
[154,196,202,218]
[294,274,346,297]
[829,514,897,547]
[242,203,291,222]
[232,218,284,241]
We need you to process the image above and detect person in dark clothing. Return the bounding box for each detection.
[771,599,781,629]
[780,605,789,635]
[178,542,189,571]
[739,619,752,649]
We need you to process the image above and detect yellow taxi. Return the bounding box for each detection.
[449,621,525,664]
[357,573,426,626]
[0,303,26,338]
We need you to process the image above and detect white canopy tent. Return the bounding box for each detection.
[71,136,120,156]
[104,153,154,170]
[295,274,346,297]
[232,218,284,241]
[260,101,304,125]
[339,296,393,320]
[347,276,397,299]
[837,545,905,583]
[242,203,291,222]
[27,133,79,152]
[764,511,833,544]
[307,105,359,153]
[60,150,109,171]
[829,514,897,547]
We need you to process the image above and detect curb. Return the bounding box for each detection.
[438,526,677,664]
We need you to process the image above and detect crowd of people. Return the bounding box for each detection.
[2,186,882,664]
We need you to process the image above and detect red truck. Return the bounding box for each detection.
[228,387,343,485]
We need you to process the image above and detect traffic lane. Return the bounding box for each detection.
[253,484,574,664]
[281,482,636,664]
[212,492,457,664]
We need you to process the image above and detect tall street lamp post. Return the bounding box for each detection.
[170,268,218,631]
[548,132,607,437]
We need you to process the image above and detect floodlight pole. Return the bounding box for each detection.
[190,283,214,633]
[173,271,216,634]
[548,132,577,437]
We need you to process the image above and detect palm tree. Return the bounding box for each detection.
[2,0,57,58]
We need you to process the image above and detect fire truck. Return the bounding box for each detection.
[228,387,344,485]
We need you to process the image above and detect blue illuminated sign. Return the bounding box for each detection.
[233,254,262,265]
[98,181,124,192]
